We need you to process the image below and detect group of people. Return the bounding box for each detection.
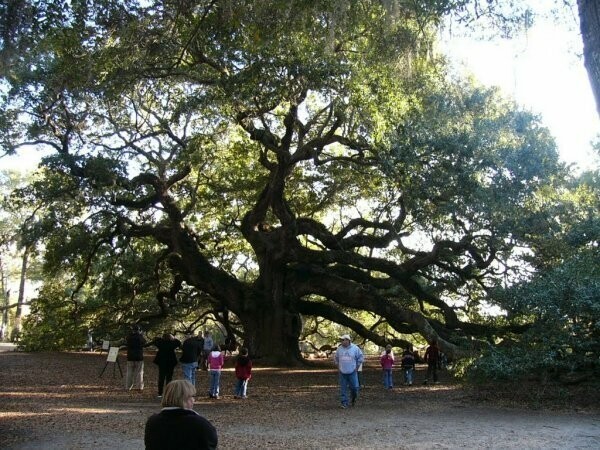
[333,334,442,409]
[124,326,252,400]
[379,339,441,388]
[379,344,420,388]
[139,327,443,448]
[128,324,252,450]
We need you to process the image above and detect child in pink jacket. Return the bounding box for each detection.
[380,344,395,389]
[208,344,225,398]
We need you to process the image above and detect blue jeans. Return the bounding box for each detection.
[234,378,249,397]
[338,371,359,406]
[383,368,393,388]
[181,362,198,386]
[403,367,414,384]
[209,370,221,397]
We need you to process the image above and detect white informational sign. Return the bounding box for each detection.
[102,340,110,350]
[107,346,119,363]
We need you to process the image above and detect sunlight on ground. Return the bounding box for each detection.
[0,407,141,419]
[253,367,336,374]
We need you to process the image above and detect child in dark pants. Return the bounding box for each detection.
[234,347,252,399]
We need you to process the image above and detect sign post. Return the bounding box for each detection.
[99,346,123,378]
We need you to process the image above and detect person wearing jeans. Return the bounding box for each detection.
[380,344,394,389]
[333,334,364,408]
[180,332,203,387]
[401,346,415,386]
[208,345,224,399]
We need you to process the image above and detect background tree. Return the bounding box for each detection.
[462,156,600,380]
[0,170,42,341]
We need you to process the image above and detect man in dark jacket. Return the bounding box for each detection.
[125,324,146,390]
[151,333,181,398]
[424,339,440,384]
[180,332,204,386]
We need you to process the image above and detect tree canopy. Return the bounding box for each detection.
[0,1,597,370]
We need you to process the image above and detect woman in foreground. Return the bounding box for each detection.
[144,379,218,450]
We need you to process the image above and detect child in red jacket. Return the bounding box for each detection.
[234,347,252,399]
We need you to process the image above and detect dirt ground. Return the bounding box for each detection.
[0,347,599,449]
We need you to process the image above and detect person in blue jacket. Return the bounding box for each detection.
[333,334,364,408]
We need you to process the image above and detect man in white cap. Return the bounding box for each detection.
[333,333,364,408]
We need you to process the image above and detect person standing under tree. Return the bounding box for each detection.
[125,324,146,391]
[233,347,252,399]
[201,331,214,371]
[151,333,182,398]
[333,334,364,409]
[180,331,204,387]
[424,339,440,384]
[207,344,224,399]
[380,344,395,389]
[401,346,415,386]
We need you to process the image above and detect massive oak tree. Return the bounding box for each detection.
[1,1,568,363]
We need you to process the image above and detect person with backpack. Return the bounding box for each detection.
[233,347,252,399]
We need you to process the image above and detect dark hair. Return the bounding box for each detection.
[239,347,248,356]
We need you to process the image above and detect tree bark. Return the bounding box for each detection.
[578,0,600,116]
[239,306,303,365]
[11,246,29,341]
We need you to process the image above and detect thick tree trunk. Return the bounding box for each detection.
[239,263,303,365]
[240,307,303,365]
[578,0,600,116]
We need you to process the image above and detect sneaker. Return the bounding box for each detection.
[340,404,347,409]
[157,395,162,399]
